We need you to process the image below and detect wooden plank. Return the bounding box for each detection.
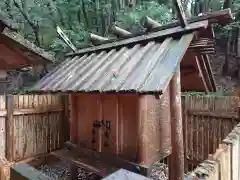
[12,106,64,116]
[66,20,208,56]
[69,164,78,180]
[10,164,53,180]
[50,148,118,177]
[195,56,209,92]
[64,141,150,176]
[0,106,64,117]
[142,9,232,34]
[203,55,217,91]
[187,110,239,119]
[70,94,77,143]
[169,67,184,180]
[198,55,214,92]
[62,95,70,142]
[6,94,14,161]
[173,0,188,27]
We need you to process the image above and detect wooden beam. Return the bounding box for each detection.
[90,33,109,45]
[110,25,132,38]
[140,9,232,34]
[195,56,209,92]
[189,44,214,49]
[189,48,215,53]
[198,55,214,92]
[169,66,184,180]
[66,20,208,56]
[173,0,188,27]
[141,16,161,31]
[63,141,150,176]
[50,148,117,177]
[6,95,14,161]
[202,55,217,92]
[70,94,77,143]
[69,164,78,180]
[181,65,198,72]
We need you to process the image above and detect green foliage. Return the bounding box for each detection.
[116,1,172,33]
[0,0,239,58]
[0,0,174,57]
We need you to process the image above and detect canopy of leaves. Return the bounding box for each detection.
[0,0,173,57]
[0,0,239,58]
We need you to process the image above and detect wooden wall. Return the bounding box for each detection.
[0,94,69,162]
[70,91,171,166]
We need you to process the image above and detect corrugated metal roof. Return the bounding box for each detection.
[31,33,193,94]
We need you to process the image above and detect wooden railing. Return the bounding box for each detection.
[182,95,240,171]
[186,123,240,180]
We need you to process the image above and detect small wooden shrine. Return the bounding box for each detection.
[30,5,233,180]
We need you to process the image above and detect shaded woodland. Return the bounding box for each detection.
[0,0,239,91]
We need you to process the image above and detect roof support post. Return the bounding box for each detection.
[169,66,184,180]
[173,0,188,27]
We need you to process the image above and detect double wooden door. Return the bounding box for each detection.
[75,94,138,161]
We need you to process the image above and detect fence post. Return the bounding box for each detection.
[169,67,184,180]
[5,94,14,162]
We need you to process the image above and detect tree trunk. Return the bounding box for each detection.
[222,31,231,75]
[236,28,240,79]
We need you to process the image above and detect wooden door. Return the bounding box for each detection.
[102,95,119,154]
[76,94,102,151]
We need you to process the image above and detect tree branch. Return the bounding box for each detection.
[13,0,41,46]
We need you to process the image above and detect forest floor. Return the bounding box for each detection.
[209,47,240,94]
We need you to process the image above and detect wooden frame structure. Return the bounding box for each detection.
[29,1,233,180]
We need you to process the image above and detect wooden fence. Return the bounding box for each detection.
[186,123,240,180]
[0,94,69,162]
[182,95,240,171]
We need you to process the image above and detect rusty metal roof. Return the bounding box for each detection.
[31,33,193,94]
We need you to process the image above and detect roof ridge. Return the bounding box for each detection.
[66,9,232,57]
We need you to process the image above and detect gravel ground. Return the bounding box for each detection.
[38,160,174,180]
[38,160,101,180]
[38,160,193,180]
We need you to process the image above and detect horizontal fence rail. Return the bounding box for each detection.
[186,123,240,180]
[182,95,240,171]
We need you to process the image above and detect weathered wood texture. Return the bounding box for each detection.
[186,123,240,180]
[169,67,184,180]
[182,95,240,171]
[0,94,69,162]
[0,158,12,180]
[70,89,171,167]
